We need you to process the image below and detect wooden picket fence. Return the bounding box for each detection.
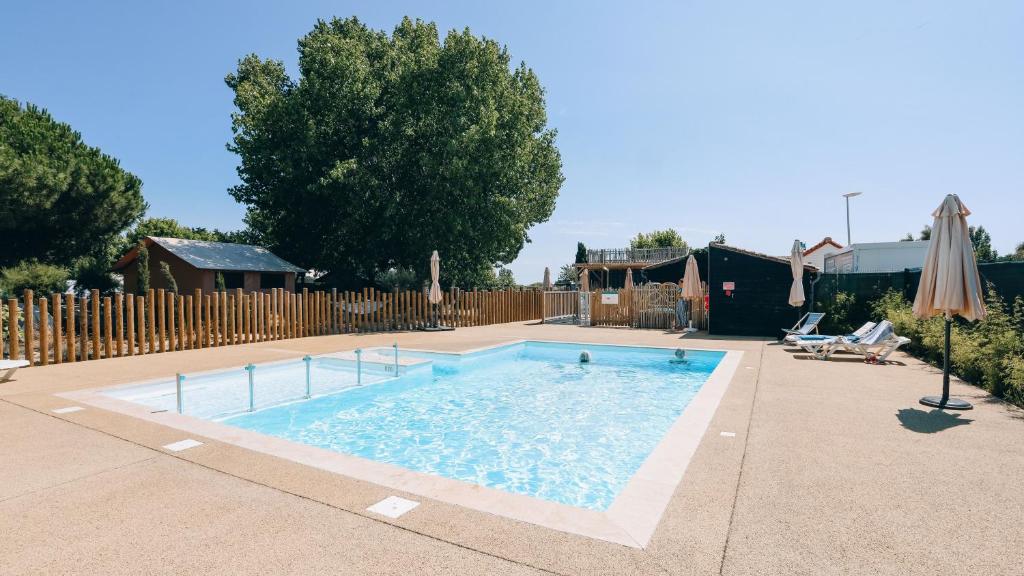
[0,287,544,367]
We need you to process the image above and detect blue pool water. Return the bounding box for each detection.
[222,342,723,511]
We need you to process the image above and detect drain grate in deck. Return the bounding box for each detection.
[367,496,420,519]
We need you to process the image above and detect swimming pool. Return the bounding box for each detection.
[106,341,725,512]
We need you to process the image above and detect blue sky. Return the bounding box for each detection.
[3,1,1021,281]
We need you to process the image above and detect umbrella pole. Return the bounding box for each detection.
[920,317,973,410]
[942,318,951,402]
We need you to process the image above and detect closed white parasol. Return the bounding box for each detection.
[429,250,442,305]
[913,194,986,410]
[788,240,805,307]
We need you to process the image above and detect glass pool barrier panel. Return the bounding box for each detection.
[138,355,400,421]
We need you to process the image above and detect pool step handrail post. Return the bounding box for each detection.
[393,342,399,377]
[303,355,312,399]
[175,373,185,414]
[245,363,256,412]
[355,348,362,385]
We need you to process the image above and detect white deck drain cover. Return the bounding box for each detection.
[367,496,419,518]
[163,439,203,452]
[52,407,84,414]
[720,431,737,437]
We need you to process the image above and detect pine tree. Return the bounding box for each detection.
[575,242,588,264]
[159,261,178,294]
[135,241,150,295]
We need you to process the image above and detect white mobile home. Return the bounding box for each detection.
[823,241,931,273]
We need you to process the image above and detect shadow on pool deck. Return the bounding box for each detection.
[896,407,974,433]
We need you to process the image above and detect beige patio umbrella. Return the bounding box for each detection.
[426,250,443,329]
[624,267,634,289]
[913,194,986,410]
[428,250,442,305]
[543,267,551,290]
[680,255,701,299]
[579,266,589,292]
[788,240,805,307]
[680,255,702,331]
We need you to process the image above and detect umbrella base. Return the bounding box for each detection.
[919,396,973,410]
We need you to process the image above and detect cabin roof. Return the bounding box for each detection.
[112,236,305,273]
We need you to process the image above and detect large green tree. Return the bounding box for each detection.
[225,17,563,289]
[969,225,997,262]
[630,228,688,250]
[123,216,247,250]
[0,96,146,268]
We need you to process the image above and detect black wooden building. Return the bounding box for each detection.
[707,244,815,337]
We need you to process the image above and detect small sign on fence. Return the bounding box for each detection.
[601,291,619,305]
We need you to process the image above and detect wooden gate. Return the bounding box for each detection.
[590,290,632,327]
[541,291,579,323]
[578,292,591,326]
[632,283,681,329]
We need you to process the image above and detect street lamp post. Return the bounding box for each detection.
[842,192,862,245]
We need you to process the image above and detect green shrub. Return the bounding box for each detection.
[819,291,857,334]
[375,267,417,292]
[870,287,1024,408]
[0,261,70,297]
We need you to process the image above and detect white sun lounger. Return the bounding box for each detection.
[820,320,910,363]
[1,359,30,382]
[792,322,876,357]
[782,312,825,342]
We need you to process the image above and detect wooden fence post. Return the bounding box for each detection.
[23,290,34,365]
[192,289,202,349]
[252,292,259,341]
[103,296,113,359]
[64,293,75,360]
[242,292,250,343]
[235,288,244,344]
[274,289,282,340]
[255,291,263,342]
[266,291,274,336]
[114,293,124,357]
[283,292,291,338]
[211,291,219,347]
[203,294,211,348]
[177,295,186,351]
[7,298,18,361]
[156,289,165,353]
[79,295,90,360]
[38,296,48,366]
[281,288,287,339]
[184,295,193,350]
[226,292,234,346]
[144,289,155,354]
[52,294,63,364]
[125,295,134,357]
[221,291,229,345]
[167,292,176,352]
[135,293,146,356]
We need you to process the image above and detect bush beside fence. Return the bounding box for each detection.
[1,287,544,368]
[872,289,1024,409]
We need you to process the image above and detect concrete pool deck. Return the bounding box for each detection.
[1,322,1022,575]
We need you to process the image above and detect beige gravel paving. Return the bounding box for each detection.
[1,322,1021,575]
